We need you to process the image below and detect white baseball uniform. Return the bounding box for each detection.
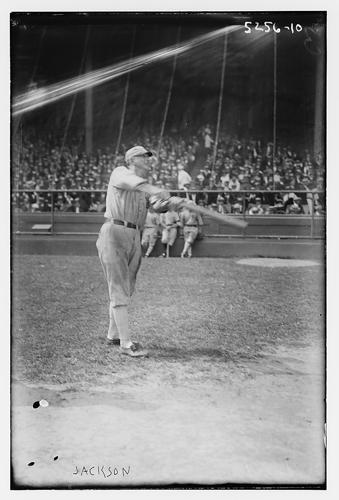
[160,210,180,246]
[96,166,148,306]
[180,209,203,244]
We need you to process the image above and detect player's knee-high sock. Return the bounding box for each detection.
[187,244,192,257]
[113,305,132,348]
[166,243,170,258]
[146,242,155,257]
[107,301,119,340]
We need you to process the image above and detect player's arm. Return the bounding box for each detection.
[111,166,161,195]
[111,166,172,212]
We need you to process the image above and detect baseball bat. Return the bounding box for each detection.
[173,198,248,229]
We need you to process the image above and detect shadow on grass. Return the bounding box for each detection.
[150,346,232,361]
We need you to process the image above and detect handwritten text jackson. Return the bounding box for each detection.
[73,465,131,478]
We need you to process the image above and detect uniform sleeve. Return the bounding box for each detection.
[111,166,147,191]
[110,166,169,201]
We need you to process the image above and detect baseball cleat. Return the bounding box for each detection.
[119,342,148,357]
[106,338,120,346]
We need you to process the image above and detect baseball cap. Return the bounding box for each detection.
[125,146,153,162]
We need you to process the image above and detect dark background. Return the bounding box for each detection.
[11,11,326,151]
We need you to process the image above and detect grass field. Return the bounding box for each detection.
[11,255,326,487]
[12,255,324,387]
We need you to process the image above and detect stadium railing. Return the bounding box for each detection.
[12,189,325,239]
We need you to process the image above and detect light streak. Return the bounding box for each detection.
[12,25,242,116]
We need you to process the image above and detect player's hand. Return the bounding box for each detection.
[149,193,171,212]
[168,196,184,210]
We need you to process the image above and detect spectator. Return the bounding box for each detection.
[232,196,243,214]
[203,125,214,158]
[216,195,229,214]
[13,126,325,215]
[268,193,285,214]
[196,170,206,189]
[177,163,192,195]
[229,175,241,191]
[285,196,305,214]
[249,197,265,215]
[220,168,231,188]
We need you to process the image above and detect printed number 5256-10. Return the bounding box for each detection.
[244,22,281,33]
[244,21,303,34]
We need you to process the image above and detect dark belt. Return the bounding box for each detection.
[186,224,197,227]
[106,218,138,230]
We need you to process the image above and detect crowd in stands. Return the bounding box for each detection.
[12,124,325,215]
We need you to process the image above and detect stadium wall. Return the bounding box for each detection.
[12,235,324,260]
[13,213,325,238]
[12,213,324,260]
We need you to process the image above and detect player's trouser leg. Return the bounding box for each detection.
[181,227,190,257]
[181,228,197,257]
[146,243,156,256]
[161,229,169,256]
[108,302,119,340]
[168,228,177,257]
[96,239,119,341]
[181,240,190,257]
[128,230,142,297]
[96,223,141,346]
[145,230,157,257]
[187,228,198,257]
[145,244,155,256]
[112,304,130,348]
[141,229,150,252]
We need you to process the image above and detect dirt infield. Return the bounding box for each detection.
[11,256,325,488]
[11,342,324,487]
